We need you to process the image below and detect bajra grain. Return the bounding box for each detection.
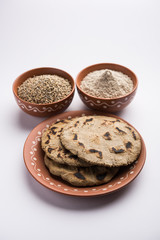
[17,74,72,104]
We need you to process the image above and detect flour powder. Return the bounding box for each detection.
[80,69,133,98]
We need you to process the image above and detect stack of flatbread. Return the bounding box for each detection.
[41,116,141,187]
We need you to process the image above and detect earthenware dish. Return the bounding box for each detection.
[76,63,138,112]
[23,110,146,197]
[13,67,75,117]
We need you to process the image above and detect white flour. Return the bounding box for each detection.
[80,69,133,98]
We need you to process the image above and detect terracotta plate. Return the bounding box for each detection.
[23,110,146,197]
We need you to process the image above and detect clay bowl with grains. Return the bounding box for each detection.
[13,67,75,117]
[76,63,138,112]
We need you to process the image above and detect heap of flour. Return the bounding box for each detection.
[80,69,133,98]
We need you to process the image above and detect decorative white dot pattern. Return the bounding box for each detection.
[81,96,134,109]
[17,99,73,113]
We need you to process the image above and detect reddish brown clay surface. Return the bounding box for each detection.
[13,67,75,117]
[76,63,138,112]
[23,110,146,197]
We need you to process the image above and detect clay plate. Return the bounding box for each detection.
[23,110,146,197]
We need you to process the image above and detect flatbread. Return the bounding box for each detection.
[41,119,90,167]
[60,116,141,167]
[44,154,119,187]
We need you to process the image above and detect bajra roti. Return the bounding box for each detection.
[41,119,90,167]
[60,115,141,167]
[44,154,119,187]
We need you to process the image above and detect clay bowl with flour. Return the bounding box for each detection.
[13,67,75,117]
[76,63,138,112]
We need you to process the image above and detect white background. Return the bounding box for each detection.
[0,0,160,239]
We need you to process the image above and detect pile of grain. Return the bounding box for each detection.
[18,74,72,104]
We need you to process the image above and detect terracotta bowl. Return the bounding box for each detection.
[13,67,75,117]
[76,63,138,112]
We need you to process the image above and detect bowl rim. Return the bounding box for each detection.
[12,67,75,106]
[76,63,138,101]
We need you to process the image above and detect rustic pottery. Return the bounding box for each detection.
[76,63,138,112]
[13,67,75,117]
[23,110,146,197]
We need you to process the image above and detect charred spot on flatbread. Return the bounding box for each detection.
[115,127,126,134]
[125,126,131,131]
[73,134,78,140]
[51,129,57,135]
[78,142,84,147]
[84,118,93,124]
[74,172,85,180]
[89,149,103,159]
[132,131,137,140]
[112,147,125,154]
[47,134,51,139]
[58,128,63,132]
[50,126,57,130]
[48,147,54,153]
[74,120,80,127]
[45,140,50,144]
[103,132,111,140]
[110,119,120,123]
[126,141,132,149]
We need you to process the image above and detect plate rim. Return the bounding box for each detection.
[23,110,146,197]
